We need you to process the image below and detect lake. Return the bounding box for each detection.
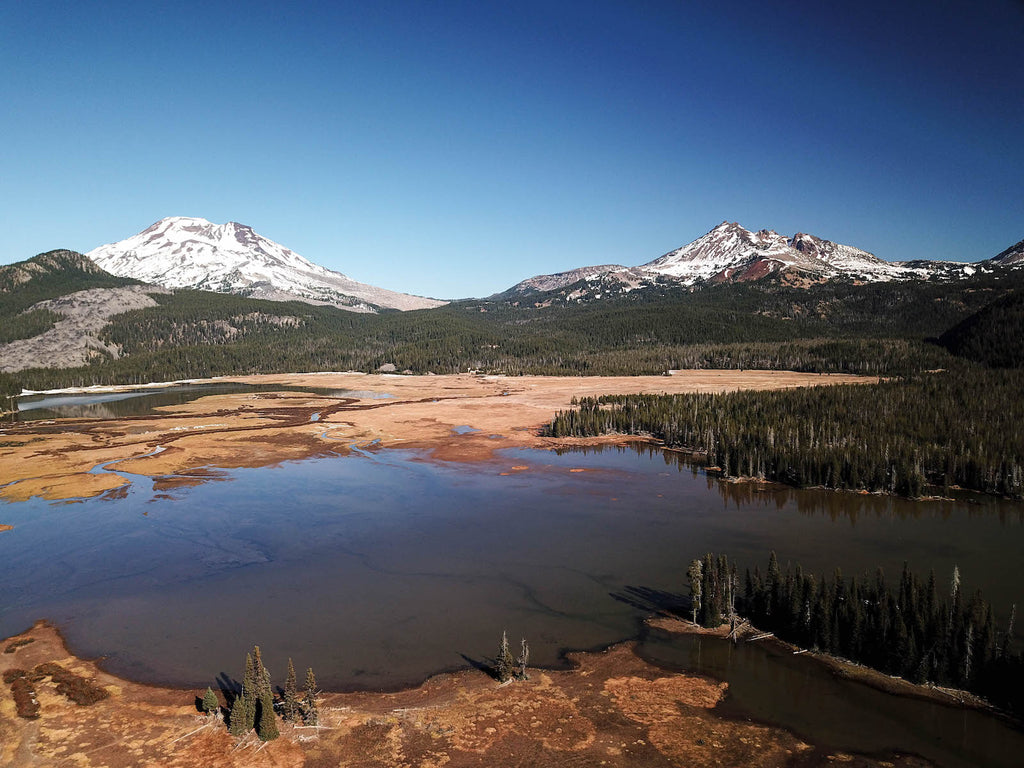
[2,398,1023,766]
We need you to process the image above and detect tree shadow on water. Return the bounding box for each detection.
[216,672,240,706]
[459,652,499,681]
[610,585,688,617]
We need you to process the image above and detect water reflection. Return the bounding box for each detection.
[557,441,1024,525]
[2,438,1023,765]
[6,382,392,422]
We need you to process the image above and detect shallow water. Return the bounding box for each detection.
[8,382,391,421]
[2,437,1023,765]
[640,627,1024,768]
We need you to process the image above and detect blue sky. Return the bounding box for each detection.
[2,0,1021,298]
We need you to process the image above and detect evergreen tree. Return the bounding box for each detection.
[282,658,300,722]
[303,667,319,726]
[495,630,514,682]
[201,686,219,716]
[687,559,703,623]
[228,651,257,736]
[256,664,279,741]
[227,694,249,737]
[242,651,257,731]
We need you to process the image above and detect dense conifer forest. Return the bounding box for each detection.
[5,265,1023,389]
[938,290,1024,368]
[688,552,1024,715]
[544,369,1024,498]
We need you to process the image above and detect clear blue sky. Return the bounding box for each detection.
[2,0,1021,298]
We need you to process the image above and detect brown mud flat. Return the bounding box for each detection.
[0,622,928,768]
[0,371,873,502]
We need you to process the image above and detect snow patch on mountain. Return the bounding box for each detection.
[501,221,987,300]
[87,217,446,312]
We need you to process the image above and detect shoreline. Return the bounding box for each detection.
[645,615,1016,723]
[0,620,942,768]
[0,370,873,503]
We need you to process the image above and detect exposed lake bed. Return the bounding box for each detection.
[2,372,1022,767]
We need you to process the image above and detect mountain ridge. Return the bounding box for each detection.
[501,221,997,301]
[87,217,447,313]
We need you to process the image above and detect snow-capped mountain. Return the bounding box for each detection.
[87,217,446,312]
[990,237,1024,266]
[503,221,981,299]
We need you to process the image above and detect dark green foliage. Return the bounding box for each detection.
[687,553,736,628]
[495,631,514,683]
[0,308,62,344]
[252,646,278,741]
[201,686,219,714]
[282,658,300,723]
[228,651,257,736]
[303,667,318,726]
[687,559,703,624]
[9,267,1024,388]
[0,374,19,410]
[256,670,279,741]
[938,290,1024,368]
[718,552,1024,714]
[544,368,1024,498]
[0,250,136,330]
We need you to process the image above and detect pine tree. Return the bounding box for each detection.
[242,651,257,731]
[256,664,279,741]
[201,686,219,716]
[303,667,319,726]
[228,651,257,736]
[283,658,300,722]
[227,693,249,736]
[495,631,514,683]
[687,559,703,624]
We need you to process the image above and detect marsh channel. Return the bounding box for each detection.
[2,383,1024,767]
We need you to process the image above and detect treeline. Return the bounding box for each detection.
[4,263,1022,388]
[688,552,1024,714]
[544,369,1024,498]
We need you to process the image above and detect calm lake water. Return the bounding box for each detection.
[9,382,391,421]
[2,398,1024,766]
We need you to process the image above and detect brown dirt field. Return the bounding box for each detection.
[0,371,873,502]
[0,622,929,768]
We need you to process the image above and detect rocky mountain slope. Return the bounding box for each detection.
[0,285,168,373]
[991,237,1024,266]
[0,250,168,373]
[503,221,988,300]
[87,217,447,312]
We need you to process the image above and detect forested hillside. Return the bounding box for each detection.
[544,369,1024,498]
[1,254,1022,390]
[0,250,138,344]
[4,267,1022,389]
[938,290,1024,368]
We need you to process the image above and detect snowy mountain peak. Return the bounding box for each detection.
[501,220,988,301]
[87,217,445,312]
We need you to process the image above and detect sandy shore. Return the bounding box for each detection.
[0,370,872,504]
[0,621,927,768]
